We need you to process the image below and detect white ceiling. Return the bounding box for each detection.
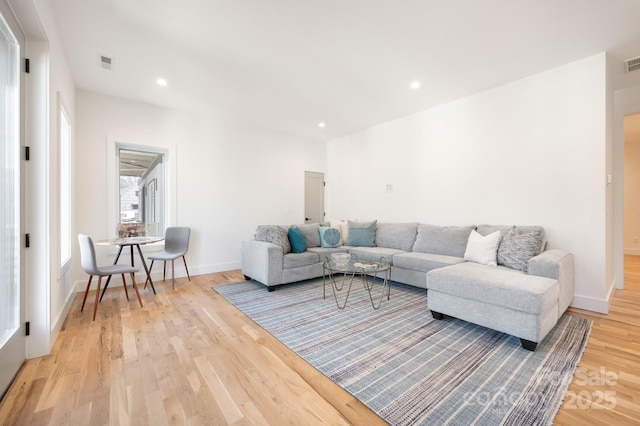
[50,0,640,141]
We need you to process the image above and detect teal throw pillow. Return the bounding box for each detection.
[288,226,307,253]
[319,226,341,248]
[346,220,377,247]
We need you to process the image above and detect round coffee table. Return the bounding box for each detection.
[322,254,391,309]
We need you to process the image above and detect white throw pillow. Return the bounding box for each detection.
[330,219,352,245]
[464,230,501,266]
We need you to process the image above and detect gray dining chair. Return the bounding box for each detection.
[145,227,191,290]
[78,234,143,321]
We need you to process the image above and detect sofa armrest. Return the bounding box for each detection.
[241,240,284,286]
[528,249,574,314]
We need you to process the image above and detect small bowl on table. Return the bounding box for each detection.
[331,253,351,268]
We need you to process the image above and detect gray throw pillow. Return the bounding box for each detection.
[477,224,546,252]
[497,226,545,272]
[296,223,322,248]
[346,220,377,247]
[255,225,291,253]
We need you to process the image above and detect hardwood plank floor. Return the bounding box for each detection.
[1,260,639,425]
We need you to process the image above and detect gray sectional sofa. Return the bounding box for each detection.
[241,221,574,350]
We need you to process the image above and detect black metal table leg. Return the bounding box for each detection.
[135,244,156,294]
[100,244,124,302]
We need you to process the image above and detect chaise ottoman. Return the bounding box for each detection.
[426,262,560,351]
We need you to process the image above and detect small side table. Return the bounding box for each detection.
[95,236,163,301]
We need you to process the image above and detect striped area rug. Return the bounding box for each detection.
[214,278,591,425]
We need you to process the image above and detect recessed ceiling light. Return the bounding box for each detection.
[410,81,421,90]
[318,122,326,128]
[156,78,168,87]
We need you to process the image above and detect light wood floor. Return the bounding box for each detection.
[1,259,639,425]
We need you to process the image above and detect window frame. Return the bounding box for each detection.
[0,8,21,349]
[58,93,71,269]
[106,137,176,246]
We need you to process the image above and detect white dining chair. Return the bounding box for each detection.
[78,234,143,320]
[145,227,191,290]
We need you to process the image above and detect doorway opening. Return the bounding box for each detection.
[304,171,325,224]
[118,147,165,238]
[623,112,640,291]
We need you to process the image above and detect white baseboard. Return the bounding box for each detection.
[570,293,612,314]
[51,289,76,337]
[190,261,242,276]
[74,261,242,292]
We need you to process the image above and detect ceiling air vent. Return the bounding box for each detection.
[624,56,640,73]
[99,54,113,70]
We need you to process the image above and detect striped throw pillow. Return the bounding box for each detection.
[464,230,501,266]
[498,226,545,272]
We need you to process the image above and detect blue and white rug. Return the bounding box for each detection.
[214,278,591,425]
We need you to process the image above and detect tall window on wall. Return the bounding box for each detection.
[0,9,19,349]
[59,98,71,267]
[117,146,165,238]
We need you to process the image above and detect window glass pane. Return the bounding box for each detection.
[0,14,20,347]
[118,148,164,237]
[60,106,71,265]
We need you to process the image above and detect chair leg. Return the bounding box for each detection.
[172,259,175,290]
[182,256,191,281]
[131,272,143,308]
[121,273,130,300]
[163,261,167,281]
[93,276,103,321]
[145,260,155,289]
[81,276,93,312]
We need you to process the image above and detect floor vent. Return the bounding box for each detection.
[624,56,640,73]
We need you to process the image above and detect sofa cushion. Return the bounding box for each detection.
[375,222,419,251]
[319,226,342,248]
[255,225,291,253]
[426,262,559,314]
[348,246,403,264]
[283,251,320,269]
[412,224,475,257]
[498,226,545,272]
[296,223,322,248]
[464,230,501,266]
[393,251,465,273]
[288,227,307,253]
[346,220,377,247]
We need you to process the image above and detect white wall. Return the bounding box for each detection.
[74,90,326,289]
[38,0,76,346]
[327,53,609,312]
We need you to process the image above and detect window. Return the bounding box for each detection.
[0,11,20,347]
[59,99,71,266]
[118,147,165,238]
